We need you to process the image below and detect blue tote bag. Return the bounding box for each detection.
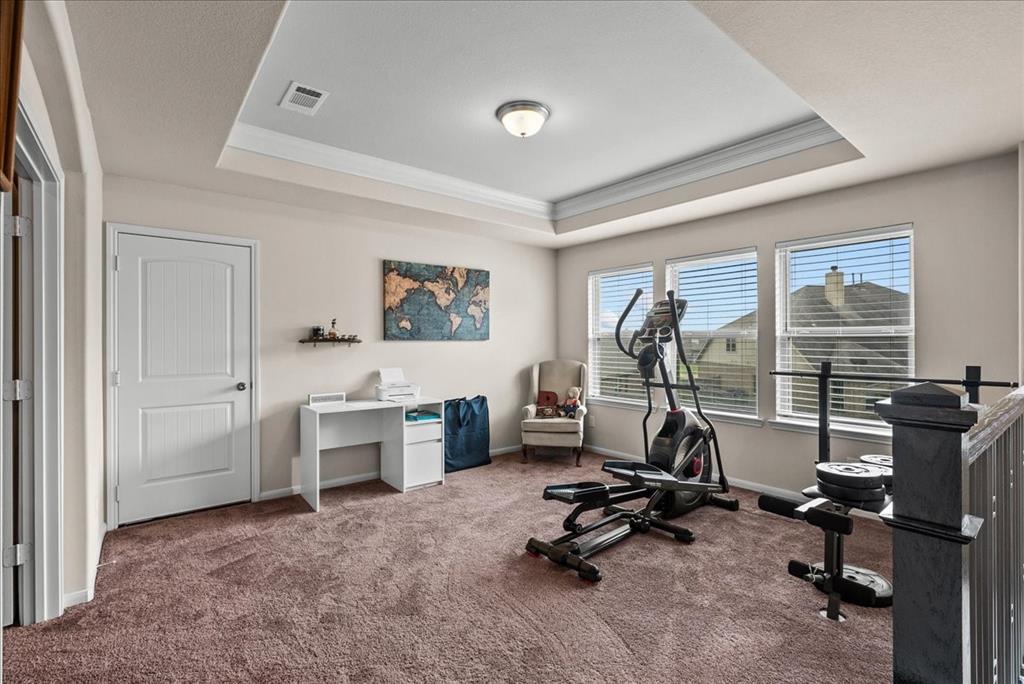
[444,395,491,473]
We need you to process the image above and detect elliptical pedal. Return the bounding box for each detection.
[708,494,740,511]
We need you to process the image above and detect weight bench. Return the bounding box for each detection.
[526,460,718,581]
[759,459,894,621]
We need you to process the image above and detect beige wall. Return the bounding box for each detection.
[22,2,105,601]
[103,175,557,494]
[557,153,1021,493]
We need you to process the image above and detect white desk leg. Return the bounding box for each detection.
[300,409,320,511]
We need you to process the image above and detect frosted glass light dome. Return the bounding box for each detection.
[496,101,550,138]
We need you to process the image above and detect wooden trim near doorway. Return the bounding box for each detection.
[0,0,23,193]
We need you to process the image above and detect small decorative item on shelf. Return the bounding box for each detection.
[299,321,362,347]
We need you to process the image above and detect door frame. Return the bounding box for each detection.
[8,103,64,623]
[105,222,261,529]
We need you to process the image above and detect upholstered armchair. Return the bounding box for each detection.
[521,360,588,466]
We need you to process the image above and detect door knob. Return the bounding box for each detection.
[237,382,247,391]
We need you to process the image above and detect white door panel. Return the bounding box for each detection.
[116,234,252,524]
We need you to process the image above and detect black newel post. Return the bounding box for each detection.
[818,361,831,463]
[875,382,983,684]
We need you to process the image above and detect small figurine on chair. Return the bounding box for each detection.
[560,387,581,419]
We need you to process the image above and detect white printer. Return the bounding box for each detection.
[375,367,421,403]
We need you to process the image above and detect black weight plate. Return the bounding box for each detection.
[816,479,886,503]
[816,462,886,490]
[875,464,893,488]
[860,454,893,468]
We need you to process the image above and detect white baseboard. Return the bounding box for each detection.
[63,586,93,608]
[262,448,518,501]
[258,471,380,501]
[258,448,519,500]
[63,521,106,610]
[583,444,642,461]
[715,477,878,519]
[584,445,797,498]
[726,477,801,500]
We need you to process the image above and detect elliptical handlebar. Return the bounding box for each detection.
[614,288,644,359]
[666,290,703,416]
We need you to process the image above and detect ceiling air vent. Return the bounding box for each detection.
[279,81,329,116]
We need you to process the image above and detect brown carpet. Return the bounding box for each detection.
[4,452,892,682]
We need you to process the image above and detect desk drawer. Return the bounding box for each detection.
[406,439,443,487]
[405,421,443,445]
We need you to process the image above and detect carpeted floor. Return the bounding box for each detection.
[3,452,892,682]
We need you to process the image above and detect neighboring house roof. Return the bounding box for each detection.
[788,282,910,328]
[790,337,908,375]
[692,281,910,368]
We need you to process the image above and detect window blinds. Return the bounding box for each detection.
[668,249,758,415]
[776,228,914,425]
[587,265,653,403]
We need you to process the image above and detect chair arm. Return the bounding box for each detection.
[522,404,537,420]
[574,405,588,421]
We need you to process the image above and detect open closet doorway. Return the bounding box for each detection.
[3,167,31,627]
[1,106,63,627]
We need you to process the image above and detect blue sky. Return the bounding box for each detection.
[789,236,911,293]
[597,235,911,335]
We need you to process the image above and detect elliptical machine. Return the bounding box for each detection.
[525,289,738,581]
[616,288,738,516]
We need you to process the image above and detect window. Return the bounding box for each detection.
[776,226,914,426]
[667,249,758,416]
[587,264,654,404]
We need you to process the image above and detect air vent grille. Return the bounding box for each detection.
[280,81,329,116]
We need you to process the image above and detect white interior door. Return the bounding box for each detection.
[115,233,252,524]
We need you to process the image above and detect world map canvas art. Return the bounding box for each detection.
[383,260,490,340]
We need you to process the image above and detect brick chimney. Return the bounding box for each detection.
[825,265,845,307]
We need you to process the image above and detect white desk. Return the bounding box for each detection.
[298,397,445,511]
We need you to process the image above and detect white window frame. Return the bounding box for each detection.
[587,262,654,407]
[775,224,915,428]
[666,247,759,418]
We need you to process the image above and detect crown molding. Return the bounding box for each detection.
[225,122,554,219]
[551,117,843,220]
[225,117,845,226]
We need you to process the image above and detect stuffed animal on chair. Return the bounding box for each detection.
[560,387,581,419]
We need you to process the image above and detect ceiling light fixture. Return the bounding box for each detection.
[495,100,550,138]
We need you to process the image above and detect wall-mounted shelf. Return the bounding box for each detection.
[299,337,362,347]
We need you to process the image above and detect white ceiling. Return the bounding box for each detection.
[63,1,1023,248]
[236,0,820,204]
